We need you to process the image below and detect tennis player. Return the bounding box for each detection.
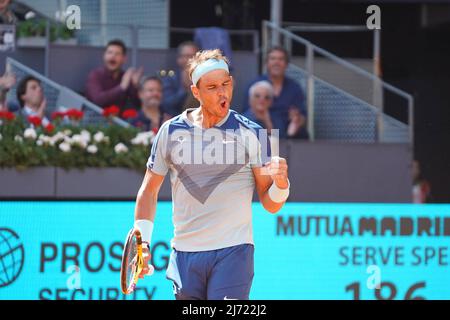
[133,49,290,300]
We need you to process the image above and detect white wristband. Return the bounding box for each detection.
[134,219,153,244]
[268,179,290,203]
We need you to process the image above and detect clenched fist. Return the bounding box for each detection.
[265,156,289,189]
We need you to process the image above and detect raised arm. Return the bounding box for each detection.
[134,168,165,277]
[85,70,127,107]
[134,168,165,222]
[134,119,169,277]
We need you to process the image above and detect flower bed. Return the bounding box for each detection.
[0,109,154,171]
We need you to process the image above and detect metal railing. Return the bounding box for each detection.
[75,23,260,53]
[282,21,382,81]
[20,19,259,76]
[6,57,129,127]
[262,20,414,145]
[69,23,259,52]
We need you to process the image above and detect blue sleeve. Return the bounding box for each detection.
[239,116,271,167]
[259,126,271,165]
[146,122,169,175]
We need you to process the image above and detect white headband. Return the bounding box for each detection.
[191,59,229,86]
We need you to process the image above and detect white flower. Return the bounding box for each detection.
[131,136,143,145]
[52,132,65,142]
[14,135,23,143]
[94,131,105,143]
[50,132,64,146]
[63,136,73,144]
[71,134,88,149]
[24,128,37,140]
[38,134,52,146]
[131,131,155,146]
[87,145,98,154]
[59,142,71,152]
[63,129,72,136]
[36,140,44,146]
[114,142,128,154]
[80,130,91,143]
[25,11,36,20]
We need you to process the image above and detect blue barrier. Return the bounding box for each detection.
[0,201,449,300]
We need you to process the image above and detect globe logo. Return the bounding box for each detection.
[0,228,24,288]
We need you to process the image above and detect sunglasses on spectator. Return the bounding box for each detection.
[254,94,272,101]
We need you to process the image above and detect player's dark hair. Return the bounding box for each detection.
[106,39,127,55]
[16,75,40,108]
[188,49,230,87]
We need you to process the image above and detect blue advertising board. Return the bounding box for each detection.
[0,201,449,300]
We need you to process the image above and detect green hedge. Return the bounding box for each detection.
[0,117,153,171]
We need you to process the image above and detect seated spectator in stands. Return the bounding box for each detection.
[243,80,274,132]
[16,75,50,126]
[161,41,199,117]
[0,0,18,24]
[0,71,15,110]
[131,76,170,132]
[86,39,142,110]
[412,160,432,203]
[243,46,308,139]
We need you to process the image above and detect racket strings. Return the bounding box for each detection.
[126,236,138,289]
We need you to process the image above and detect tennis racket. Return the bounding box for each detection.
[120,228,150,294]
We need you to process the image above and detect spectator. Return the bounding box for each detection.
[412,160,432,203]
[161,41,199,117]
[86,39,142,110]
[243,80,274,132]
[131,76,170,132]
[243,46,308,139]
[0,0,18,25]
[0,71,15,110]
[16,75,50,126]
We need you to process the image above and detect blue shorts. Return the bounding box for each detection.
[166,244,254,300]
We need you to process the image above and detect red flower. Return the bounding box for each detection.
[103,105,120,117]
[0,110,15,121]
[27,115,42,127]
[51,111,66,120]
[44,123,55,133]
[152,127,159,134]
[66,108,84,121]
[122,109,138,119]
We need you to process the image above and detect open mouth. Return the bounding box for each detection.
[220,101,227,109]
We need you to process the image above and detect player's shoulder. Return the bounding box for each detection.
[158,113,190,135]
[229,109,264,131]
[229,110,269,148]
[151,115,182,145]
